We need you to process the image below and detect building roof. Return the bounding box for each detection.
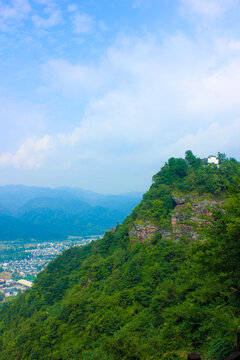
[17,279,33,288]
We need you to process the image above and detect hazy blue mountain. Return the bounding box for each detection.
[57,187,143,212]
[1,154,240,359]
[17,197,126,237]
[0,185,142,241]
[0,213,61,241]
[0,185,76,214]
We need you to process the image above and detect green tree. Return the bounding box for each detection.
[185,150,202,169]
[217,152,227,164]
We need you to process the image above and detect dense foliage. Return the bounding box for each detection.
[0,152,240,359]
[131,151,240,227]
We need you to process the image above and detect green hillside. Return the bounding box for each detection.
[0,151,240,360]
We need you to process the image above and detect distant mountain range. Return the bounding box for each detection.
[0,185,142,241]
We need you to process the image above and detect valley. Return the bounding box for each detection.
[0,236,102,302]
[0,152,239,359]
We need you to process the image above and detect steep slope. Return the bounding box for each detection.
[0,152,240,360]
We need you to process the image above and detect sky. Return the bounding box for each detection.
[0,0,240,193]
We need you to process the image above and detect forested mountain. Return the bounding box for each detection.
[0,186,142,241]
[0,151,240,359]
[0,213,61,241]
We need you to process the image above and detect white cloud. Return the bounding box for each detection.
[132,0,151,9]
[32,2,62,28]
[38,32,240,190]
[0,95,49,150]
[0,135,53,168]
[0,0,31,29]
[72,12,95,34]
[132,0,145,9]
[2,29,240,190]
[43,59,112,96]
[44,33,240,118]
[167,118,240,157]
[67,4,78,12]
[34,0,55,4]
[32,10,62,28]
[180,0,238,18]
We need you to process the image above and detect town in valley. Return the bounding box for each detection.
[0,235,102,302]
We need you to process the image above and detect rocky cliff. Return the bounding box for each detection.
[129,194,222,242]
[0,152,239,360]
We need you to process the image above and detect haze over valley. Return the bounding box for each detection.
[1,0,240,358]
[0,185,142,241]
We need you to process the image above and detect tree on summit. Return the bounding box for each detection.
[185,150,202,169]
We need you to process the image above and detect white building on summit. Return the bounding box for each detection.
[208,156,219,166]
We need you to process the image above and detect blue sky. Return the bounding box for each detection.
[0,0,240,193]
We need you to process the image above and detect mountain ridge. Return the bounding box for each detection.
[0,186,142,241]
[0,151,240,359]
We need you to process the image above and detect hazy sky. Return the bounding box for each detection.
[0,0,240,193]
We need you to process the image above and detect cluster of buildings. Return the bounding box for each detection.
[0,236,103,302]
[1,238,100,277]
[1,257,48,277]
[0,279,32,299]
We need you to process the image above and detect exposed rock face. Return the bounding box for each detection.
[130,195,222,242]
[172,196,186,205]
[171,197,221,241]
[129,222,171,242]
[129,222,158,242]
